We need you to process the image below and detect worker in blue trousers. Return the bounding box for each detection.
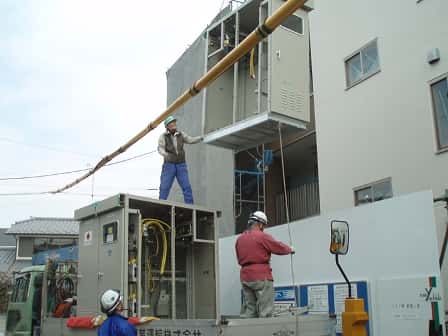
[98,289,136,336]
[158,116,202,204]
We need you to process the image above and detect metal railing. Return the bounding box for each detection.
[275,182,320,224]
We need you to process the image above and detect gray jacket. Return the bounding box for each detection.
[158,131,202,163]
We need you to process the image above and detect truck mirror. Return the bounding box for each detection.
[330,220,349,255]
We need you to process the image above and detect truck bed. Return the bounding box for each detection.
[41,314,335,336]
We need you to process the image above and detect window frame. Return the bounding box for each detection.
[344,38,381,89]
[16,235,79,260]
[10,274,31,303]
[16,236,33,260]
[353,178,393,206]
[280,14,304,36]
[429,73,448,154]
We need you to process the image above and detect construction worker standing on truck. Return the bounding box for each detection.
[98,289,136,336]
[158,116,202,204]
[235,211,294,318]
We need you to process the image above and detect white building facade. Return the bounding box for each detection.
[310,0,448,307]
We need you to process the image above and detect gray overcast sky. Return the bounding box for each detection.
[0,0,226,227]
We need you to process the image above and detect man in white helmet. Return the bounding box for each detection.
[98,289,136,336]
[235,211,294,318]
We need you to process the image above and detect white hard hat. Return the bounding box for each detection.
[249,211,268,225]
[100,289,122,314]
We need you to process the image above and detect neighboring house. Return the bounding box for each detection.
[5,217,79,272]
[0,229,17,273]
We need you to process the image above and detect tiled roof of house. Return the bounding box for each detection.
[0,229,16,246]
[0,249,15,273]
[9,259,32,273]
[6,217,79,236]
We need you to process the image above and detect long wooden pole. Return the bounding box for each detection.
[52,0,307,193]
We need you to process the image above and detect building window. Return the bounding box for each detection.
[354,179,392,206]
[11,274,31,302]
[281,15,303,35]
[17,236,78,258]
[33,237,77,254]
[17,237,33,259]
[430,76,448,151]
[345,39,380,88]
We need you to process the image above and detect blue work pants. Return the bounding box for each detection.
[159,162,194,204]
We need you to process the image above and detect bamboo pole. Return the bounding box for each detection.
[52,0,307,194]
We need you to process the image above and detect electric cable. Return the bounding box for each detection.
[141,218,171,316]
[0,191,112,197]
[0,150,158,196]
[0,136,99,159]
[249,48,256,79]
[278,122,296,288]
[0,150,157,181]
[141,219,170,276]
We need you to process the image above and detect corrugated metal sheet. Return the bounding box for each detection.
[0,249,15,273]
[9,260,32,273]
[6,217,79,236]
[0,229,16,246]
[276,183,320,224]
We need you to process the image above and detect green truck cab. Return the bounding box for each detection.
[5,246,78,336]
[6,265,45,336]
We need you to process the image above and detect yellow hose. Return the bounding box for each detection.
[142,219,170,276]
[146,218,170,230]
[249,48,256,79]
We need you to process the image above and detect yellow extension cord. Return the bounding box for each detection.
[249,48,256,79]
[141,218,170,276]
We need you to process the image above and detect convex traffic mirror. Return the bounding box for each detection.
[330,220,349,255]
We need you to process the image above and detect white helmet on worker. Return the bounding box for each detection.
[100,289,122,314]
[249,211,268,226]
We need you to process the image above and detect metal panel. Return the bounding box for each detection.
[77,216,100,315]
[76,194,220,321]
[128,209,142,317]
[193,243,217,318]
[276,182,320,224]
[74,194,124,220]
[205,66,235,133]
[201,0,311,151]
[97,209,126,302]
[270,2,310,122]
[204,112,306,150]
[221,315,334,336]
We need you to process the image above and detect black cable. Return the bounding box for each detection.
[0,190,158,197]
[0,150,157,181]
[0,137,99,158]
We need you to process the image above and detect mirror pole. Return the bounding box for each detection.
[335,254,352,298]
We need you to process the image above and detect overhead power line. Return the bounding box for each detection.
[0,188,159,197]
[0,150,157,181]
[51,0,306,194]
[0,137,100,158]
[0,191,110,197]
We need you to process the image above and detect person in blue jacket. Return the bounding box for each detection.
[98,289,136,336]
